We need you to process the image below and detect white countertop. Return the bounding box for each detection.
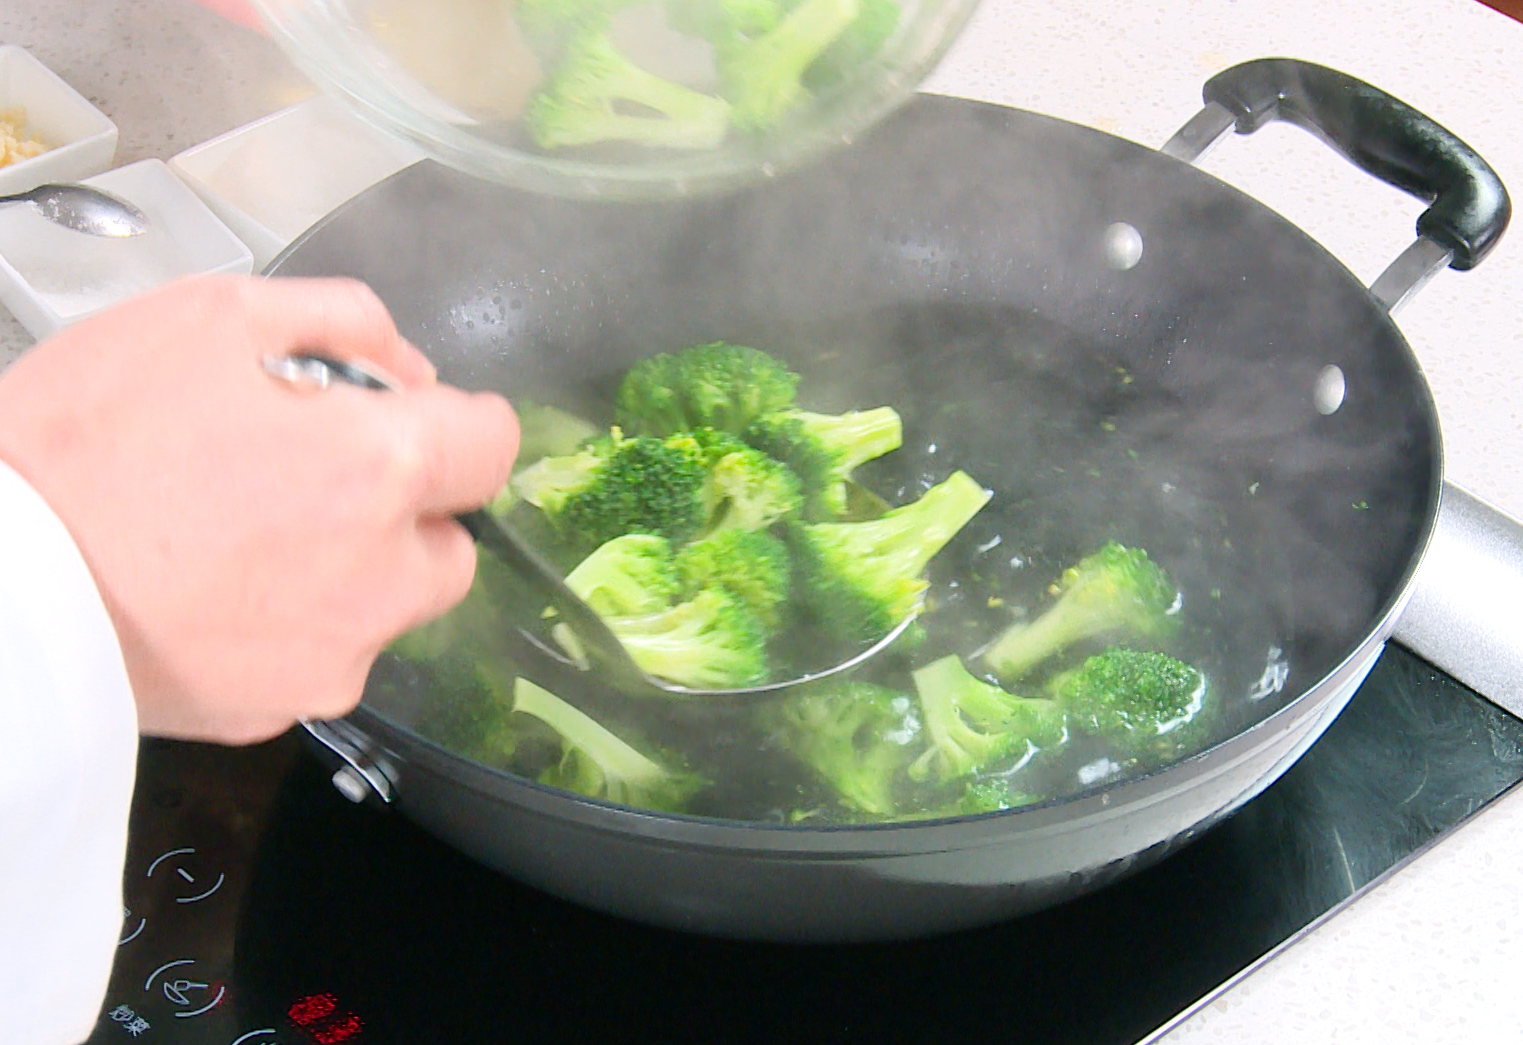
[4,0,1522,1039]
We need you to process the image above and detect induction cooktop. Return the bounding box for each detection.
[85,639,1523,1045]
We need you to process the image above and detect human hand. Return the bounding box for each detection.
[0,274,519,744]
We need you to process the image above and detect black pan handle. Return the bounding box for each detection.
[1201,58,1510,271]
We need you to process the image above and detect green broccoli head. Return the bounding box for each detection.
[524,29,732,151]
[614,341,801,436]
[764,679,920,815]
[1046,647,1210,766]
[982,542,1181,682]
[604,587,770,689]
[705,443,803,532]
[790,469,992,643]
[510,428,710,551]
[512,677,706,811]
[675,528,791,630]
[562,533,680,617]
[647,425,801,533]
[719,0,861,130]
[743,406,903,518]
[550,526,772,689]
[907,654,1068,784]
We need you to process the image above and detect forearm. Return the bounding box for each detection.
[0,462,138,1044]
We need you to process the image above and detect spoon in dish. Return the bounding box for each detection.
[0,182,148,237]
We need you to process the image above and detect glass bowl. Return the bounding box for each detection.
[251,0,980,199]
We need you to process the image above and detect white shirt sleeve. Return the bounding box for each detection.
[0,460,139,1045]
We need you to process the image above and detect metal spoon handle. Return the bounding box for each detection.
[455,509,665,696]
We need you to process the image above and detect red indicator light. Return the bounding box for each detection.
[311,1015,364,1044]
[288,992,363,1043]
[288,994,337,1026]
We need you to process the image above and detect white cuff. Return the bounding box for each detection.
[0,460,138,1045]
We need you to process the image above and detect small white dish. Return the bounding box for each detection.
[170,95,425,270]
[0,45,118,195]
[0,159,253,340]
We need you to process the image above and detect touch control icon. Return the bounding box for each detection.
[118,905,146,946]
[146,847,226,904]
[144,958,227,1018]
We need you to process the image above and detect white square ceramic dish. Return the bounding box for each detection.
[0,45,118,195]
[0,159,254,339]
[170,95,425,270]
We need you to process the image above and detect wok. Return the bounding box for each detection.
[279,59,1509,941]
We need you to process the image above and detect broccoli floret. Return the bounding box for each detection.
[982,542,1181,682]
[719,0,860,130]
[614,342,801,437]
[790,469,992,642]
[1046,647,1210,766]
[512,677,706,811]
[510,429,709,550]
[562,533,680,617]
[525,29,732,151]
[705,442,803,531]
[798,0,898,88]
[763,680,920,815]
[675,528,791,630]
[743,406,902,518]
[907,654,1068,784]
[639,425,801,533]
[551,531,770,688]
[602,587,770,689]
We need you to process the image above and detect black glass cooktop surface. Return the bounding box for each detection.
[88,643,1523,1045]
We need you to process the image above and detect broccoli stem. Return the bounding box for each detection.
[846,469,991,575]
[800,407,904,473]
[724,0,861,129]
[981,609,1090,683]
[982,543,1180,682]
[527,31,732,150]
[512,677,671,786]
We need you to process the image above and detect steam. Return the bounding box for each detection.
[272,93,1436,778]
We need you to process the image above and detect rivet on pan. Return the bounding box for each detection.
[1102,222,1144,270]
[1314,364,1346,415]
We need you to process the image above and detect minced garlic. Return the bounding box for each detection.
[0,107,50,168]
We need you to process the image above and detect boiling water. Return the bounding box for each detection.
[369,302,1294,823]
